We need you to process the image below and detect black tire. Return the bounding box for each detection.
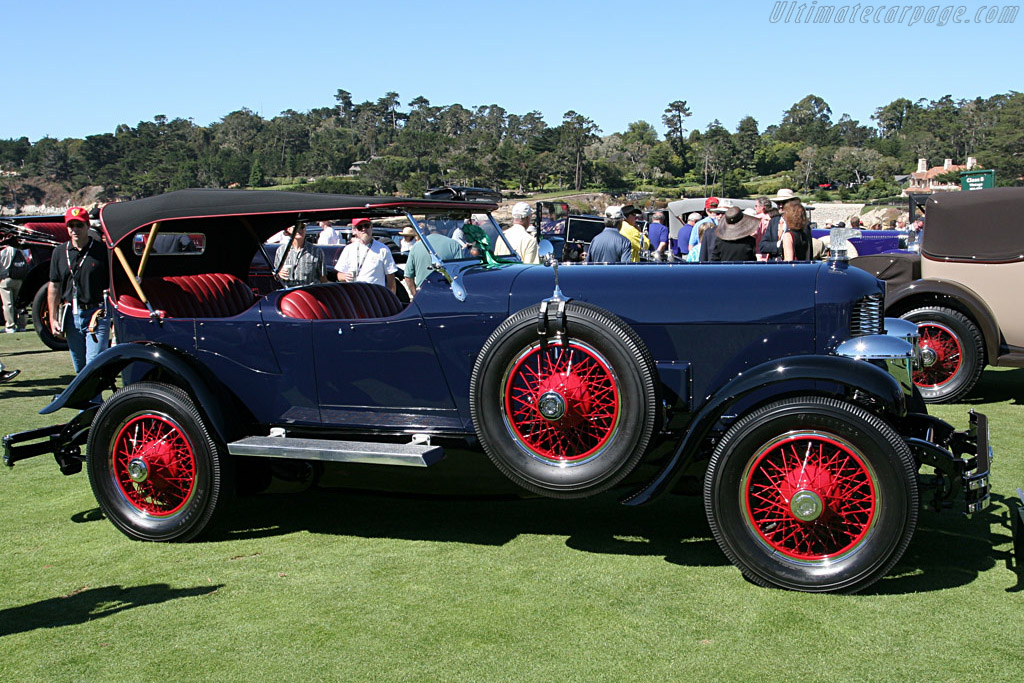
[903,306,984,403]
[703,397,918,593]
[87,382,231,541]
[470,301,658,498]
[31,282,68,351]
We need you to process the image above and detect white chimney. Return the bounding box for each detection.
[917,158,928,173]
[967,156,977,169]
[943,159,953,169]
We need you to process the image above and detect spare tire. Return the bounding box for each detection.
[470,301,658,498]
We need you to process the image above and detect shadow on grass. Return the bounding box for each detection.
[867,492,1018,595]
[71,507,105,523]
[1,348,62,358]
[0,584,222,638]
[0,374,76,400]
[211,483,1015,595]
[963,368,1024,406]
[217,487,729,569]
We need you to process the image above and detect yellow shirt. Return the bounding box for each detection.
[619,223,650,263]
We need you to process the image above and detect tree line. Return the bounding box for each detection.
[1,88,1021,208]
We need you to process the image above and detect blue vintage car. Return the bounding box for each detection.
[812,227,918,257]
[3,188,992,594]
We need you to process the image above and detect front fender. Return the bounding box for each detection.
[41,342,240,445]
[623,354,907,506]
[888,278,1001,363]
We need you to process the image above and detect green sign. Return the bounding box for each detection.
[961,170,995,191]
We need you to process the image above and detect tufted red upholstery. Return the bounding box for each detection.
[279,283,405,320]
[118,273,255,318]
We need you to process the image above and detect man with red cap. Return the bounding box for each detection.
[48,206,110,372]
[334,218,398,294]
[688,197,720,253]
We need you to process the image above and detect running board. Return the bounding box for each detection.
[227,436,444,467]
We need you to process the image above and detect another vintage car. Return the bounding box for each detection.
[852,187,1024,403]
[3,188,993,594]
[0,214,72,350]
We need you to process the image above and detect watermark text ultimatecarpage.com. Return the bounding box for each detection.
[769,2,1018,25]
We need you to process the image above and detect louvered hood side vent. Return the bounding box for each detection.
[851,293,884,337]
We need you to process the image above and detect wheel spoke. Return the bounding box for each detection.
[914,323,963,388]
[503,340,620,463]
[744,433,877,561]
[112,414,197,516]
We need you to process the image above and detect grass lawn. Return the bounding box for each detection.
[1,330,1022,681]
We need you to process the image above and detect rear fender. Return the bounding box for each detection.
[41,342,241,445]
[623,354,906,506]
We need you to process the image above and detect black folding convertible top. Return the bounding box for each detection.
[923,187,1024,263]
[99,189,497,246]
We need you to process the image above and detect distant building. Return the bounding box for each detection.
[903,157,978,196]
[347,156,382,176]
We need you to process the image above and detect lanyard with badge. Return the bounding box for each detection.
[355,243,370,277]
[66,239,90,314]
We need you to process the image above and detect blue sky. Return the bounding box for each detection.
[3,0,1020,142]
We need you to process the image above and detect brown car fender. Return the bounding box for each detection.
[886,278,1001,364]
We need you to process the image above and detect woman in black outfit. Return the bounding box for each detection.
[710,207,759,262]
[780,202,811,261]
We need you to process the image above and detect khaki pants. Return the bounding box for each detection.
[0,277,24,331]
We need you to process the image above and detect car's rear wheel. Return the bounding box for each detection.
[87,382,230,541]
[31,282,68,351]
[903,306,983,403]
[470,301,658,498]
[704,397,918,593]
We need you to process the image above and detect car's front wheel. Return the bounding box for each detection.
[704,397,918,593]
[87,382,231,541]
[470,301,658,498]
[903,306,984,403]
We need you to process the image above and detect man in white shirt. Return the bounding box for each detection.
[494,202,539,264]
[335,218,398,293]
[317,220,344,245]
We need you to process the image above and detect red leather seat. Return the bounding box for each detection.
[118,273,255,318]
[279,283,405,320]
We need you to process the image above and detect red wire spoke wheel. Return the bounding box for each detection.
[704,397,918,593]
[471,302,658,498]
[112,414,197,516]
[902,307,984,404]
[88,382,230,542]
[914,322,962,388]
[502,340,620,465]
[742,433,877,562]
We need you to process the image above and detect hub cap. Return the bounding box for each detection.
[127,458,149,483]
[112,414,197,516]
[743,432,877,561]
[502,340,620,465]
[537,391,567,420]
[913,322,962,388]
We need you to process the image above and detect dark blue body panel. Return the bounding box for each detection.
[112,259,883,435]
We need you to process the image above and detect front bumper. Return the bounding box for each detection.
[2,407,97,476]
[905,409,991,515]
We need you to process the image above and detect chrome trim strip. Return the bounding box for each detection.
[227,436,445,467]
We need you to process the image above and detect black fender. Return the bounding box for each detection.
[623,354,907,506]
[887,278,1001,364]
[41,342,244,446]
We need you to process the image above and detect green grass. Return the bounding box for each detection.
[1,330,1022,681]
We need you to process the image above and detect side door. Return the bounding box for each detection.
[312,307,463,432]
